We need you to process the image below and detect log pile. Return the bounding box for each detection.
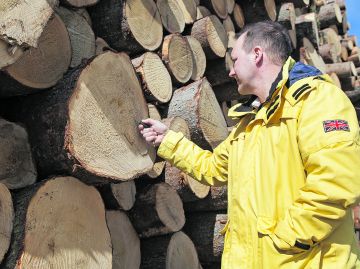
[0,0,359,268]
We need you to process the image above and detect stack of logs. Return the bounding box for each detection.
[0,0,359,268]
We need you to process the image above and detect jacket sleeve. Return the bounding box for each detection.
[271,81,360,251]
[157,130,230,186]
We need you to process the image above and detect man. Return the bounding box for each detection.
[139,21,360,268]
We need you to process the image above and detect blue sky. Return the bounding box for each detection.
[346,0,360,40]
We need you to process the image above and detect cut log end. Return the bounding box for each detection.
[156,183,185,232]
[67,51,155,181]
[177,0,197,24]
[232,4,245,30]
[126,0,163,51]
[5,14,71,90]
[162,34,193,84]
[156,0,185,34]
[186,36,206,81]
[0,183,13,264]
[0,40,23,69]
[111,181,136,210]
[106,211,140,269]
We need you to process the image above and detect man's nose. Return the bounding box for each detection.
[229,67,235,77]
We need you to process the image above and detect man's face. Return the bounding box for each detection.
[229,35,256,95]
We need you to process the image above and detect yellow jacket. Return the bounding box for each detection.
[157,57,360,268]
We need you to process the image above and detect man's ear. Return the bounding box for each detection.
[253,46,263,65]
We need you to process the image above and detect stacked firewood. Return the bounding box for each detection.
[0,0,359,268]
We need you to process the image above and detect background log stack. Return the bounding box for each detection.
[0,0,359,268]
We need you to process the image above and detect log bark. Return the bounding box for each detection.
[177,0,198,24]
[164,117,210,202]
[231,4,245,30]
[88,0,163,55]
[340,76,358,91]
[242,0,277,23]
[318,3,342,29]
[141,231,200,269]
[106,211,140,269]
[147,104,166,178]
[205,51,233,87]
[186,36,207,81]
[1,52,155,184]
[184,186,227,212]
[348,54,360,67]
[132,52,173,103]
[295,13,320,48]
[162,34,193,84]
[191,15,228,59]
[0,0,55,47]
[213,81,247,103]
[129,183,185,238]
[156,0,185,34]
[200,0,228,19]
[56,7,95,68]
[168,78,228,149]
[196,6,212,20]
[277,2,296,30]
[2,176,112,269]
[326,61,358,78]
[0,40,23,69]
[0,14,71,97]
[0,183,13,264]
[276,0,309,8]
[98,181,136,210]
[300,37,327,73]
[60,0,99,7]
[0,118,36,190]
[184,212,227,263]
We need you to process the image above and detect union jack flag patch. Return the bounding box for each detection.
[323,119,350,133]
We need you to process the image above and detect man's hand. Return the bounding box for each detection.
[138,118,168,147]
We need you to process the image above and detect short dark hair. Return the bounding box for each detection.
[238,21,292,65]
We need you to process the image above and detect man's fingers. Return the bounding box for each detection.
[143,131,156,138]
[141,118,158,126]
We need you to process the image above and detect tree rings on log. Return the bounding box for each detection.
[156,0,185,34]
[186,36,207,81]
[191,15,228,59]
[222,16,236,48]
[7,51,155,183]
[132,52,172,103]
[141,231,200,269]
[242,0,277,23]
[163,117,210,201]
[129,183,185,238]
[3,176,112,269]
[56,7,95,68]
[147,104,166,178]
[184,212,227,263]
[0,0,54,47]
[0,118,36,190]
[98,181,136,210]
[177,0,197,24]
[168,78,228,149]
[227,0,235,14]
[0,14,71,97]
[0,183,13,264]
[88,0,163,54]
[0,40,23,69]
[196,6,211,20]
[74,8,93,26]
[106,211,140,269]
[162,34,193,84]
[201,0,228,19]
[60,0,99,8]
